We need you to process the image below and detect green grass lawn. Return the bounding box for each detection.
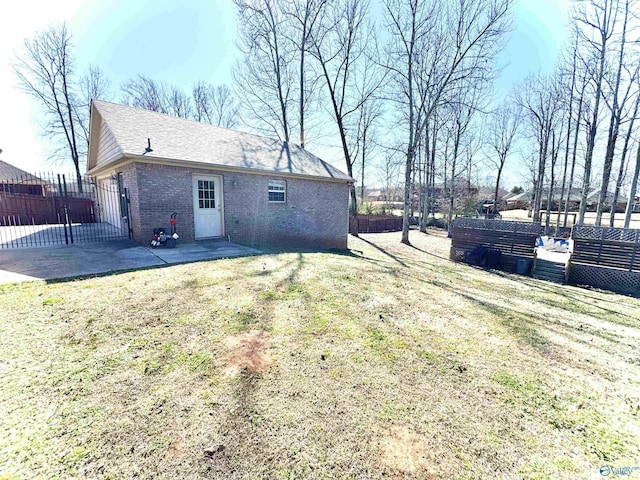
[1,231,639,479]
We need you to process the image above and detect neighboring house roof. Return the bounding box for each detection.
[477,187,508,198]
[507,188,601,203]
[87,100,353,182]
[0,159,45,185]
[586,188,628,203]
[506,191,529,202]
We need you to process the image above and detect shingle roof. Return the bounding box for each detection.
[0,159,45,184]
[507,188,602,203]
[91,100,353,182]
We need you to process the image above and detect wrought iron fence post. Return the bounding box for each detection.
[125,187,133,239]
[62,174,74,244]
[57,174,69,245]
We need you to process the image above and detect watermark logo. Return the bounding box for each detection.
[600,465,640,476]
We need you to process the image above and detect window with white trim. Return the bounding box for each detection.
[268,180,286,203]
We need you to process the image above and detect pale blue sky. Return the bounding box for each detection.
[1,0,572,187]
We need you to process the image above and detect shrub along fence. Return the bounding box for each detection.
[569,225,640,294]
[350,215,403,233]
[449,218,543,273]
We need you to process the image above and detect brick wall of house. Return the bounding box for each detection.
[120,161,349,249]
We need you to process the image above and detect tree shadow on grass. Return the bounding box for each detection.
[41,244,385,286]
[201,370,267,478]
[356,237,408,268]
[423,277,550,352]
[415,275,631,365]
[490,270,640,323]
[406,243,450,262]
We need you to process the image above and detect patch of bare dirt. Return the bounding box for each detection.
[376,425,442,477]
[221,330,272,374]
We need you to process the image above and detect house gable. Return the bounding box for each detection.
[87,101,124,172]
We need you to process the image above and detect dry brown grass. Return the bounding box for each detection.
[0,230,639,479]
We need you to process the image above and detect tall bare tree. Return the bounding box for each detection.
[383,0,512,244]
[233,0,295,142]
[515,73,563,222]
[14,23,85,189]
[355,96,381,201]
[192,81,210,123]
[609,67,640,226]
[76,65,111,147]
[121,75,170,113]
[556,33,578,229]
[624,140,640,227]
[595,0,633,224]
[563,61,589,227]
[167,86,192,119]
[487,100,520,205]
[443,87,484,226]
[309,0,383,236]
[192,82,240,128]
[622,75,640,227]
[209,85,241,128]
[284,0,327,149]
[575,0,621,224]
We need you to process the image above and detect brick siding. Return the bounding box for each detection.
[117,161,349,249]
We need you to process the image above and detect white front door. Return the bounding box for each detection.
[193,175,223,238]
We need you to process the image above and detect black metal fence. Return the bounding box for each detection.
[0,171,132,248]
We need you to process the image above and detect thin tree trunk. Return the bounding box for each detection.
[448,122,462,227]
[534,126,550,222]
[420,120,430,232]
[564,79,586,227]
[624,142,640,228]
[266,3,290,143]
[299,12,307,149]
[494,158,504,205]
[558,48,577,229]
[610,89,639,226]
[401,13,416,245]
[596,0,629,225]
[545,131,556,231]
[578,3,612,225]
[429,118,437,217]
[360,128,366,201]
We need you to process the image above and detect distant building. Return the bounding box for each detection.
[0,160,47,196]
[505,187,630,212]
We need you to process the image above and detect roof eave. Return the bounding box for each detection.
[88,154,354,184]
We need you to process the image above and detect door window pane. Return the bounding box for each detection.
[197,179,215,209]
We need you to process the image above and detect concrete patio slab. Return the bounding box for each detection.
[0,239,261,284]
[147,240,261,264]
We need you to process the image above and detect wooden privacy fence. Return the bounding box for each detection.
[569,225,640,294]
[350,215,403,233]
[0,193,96,225]
[450,218,543,272]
